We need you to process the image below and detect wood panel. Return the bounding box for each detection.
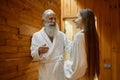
[77,0,85,11]
[70,0,78,17]
[111,0,120,79]
[84,0,94,9]
[101,0,112,80]
[62,0,71,17]
[62,0,78,18]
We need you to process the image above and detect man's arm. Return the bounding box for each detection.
[38,44,49,55]
[30,35,49,61]
[64,34,72,53]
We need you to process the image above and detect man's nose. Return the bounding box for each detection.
[52,19,56,23]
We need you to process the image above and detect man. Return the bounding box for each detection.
[30,9,71,80]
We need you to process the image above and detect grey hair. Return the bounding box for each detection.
[42,9,55,21]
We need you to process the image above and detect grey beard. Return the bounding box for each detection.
[45,23,58,37]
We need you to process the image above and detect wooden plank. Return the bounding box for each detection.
[6,18,22,28]
[70,0,78,17]
[0,70,25,80]
[0,0,8,8]
[77,0,85,11]
[0,24,18,34]
[0,39,6,46]
[117,54,120,80]
[6,0,42,28]
[111,0,120,79]
[9,71,38,80]
[0,67,37,80]
[19,63,38,73]
[103,1,112,79]
[25,71,38,80]
[61,0,64,31]
[101,0,112,79]
[110,0,119,45]
[19,24,39,36]
[0,59,19,74]
[17,57,33,71]
[18,35,31,41]
[63,0,71,17]
[0,15,6,24]
[0,57,34,73]
[18,46,30,53]
[85,0,93,9]
[0,1,20,20]
[6,39,30,47]
[112,51,117,80]
[95,1,104,80]
[18,13,41,28]
[0,31,19,40]
[0,46,17,53]
[0,52,30,59]
[93,0,111,79]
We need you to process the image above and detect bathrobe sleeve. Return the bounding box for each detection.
[30,33,44,61]
[63,33,72,53]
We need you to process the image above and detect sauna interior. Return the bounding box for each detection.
[0,0,120,80]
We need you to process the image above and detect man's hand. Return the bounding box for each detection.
[38,44,49,55]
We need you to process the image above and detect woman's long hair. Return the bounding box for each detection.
[79,9,100,79]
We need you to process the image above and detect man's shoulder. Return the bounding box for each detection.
[58,31,65,35]
[57,31,66,38]
[33,30,41,36]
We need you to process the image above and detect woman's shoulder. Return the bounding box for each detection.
[75,31,84,39]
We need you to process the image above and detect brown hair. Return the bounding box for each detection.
[79,9,100,79]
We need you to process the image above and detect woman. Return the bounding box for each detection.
[64,9,100,80]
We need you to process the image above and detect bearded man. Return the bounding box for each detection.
[30,9,71,80]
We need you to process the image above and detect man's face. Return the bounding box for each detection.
[45,13,56,27]
[44,12,58,37]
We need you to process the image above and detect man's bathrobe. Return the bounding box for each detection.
[30,28,71,80]
[64,30,87,80]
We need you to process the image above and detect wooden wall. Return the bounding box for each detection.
[61,0,120,80]
[0,0,61,80]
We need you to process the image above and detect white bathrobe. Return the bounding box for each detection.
[30,27,71,80]
[64,30,87,80]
